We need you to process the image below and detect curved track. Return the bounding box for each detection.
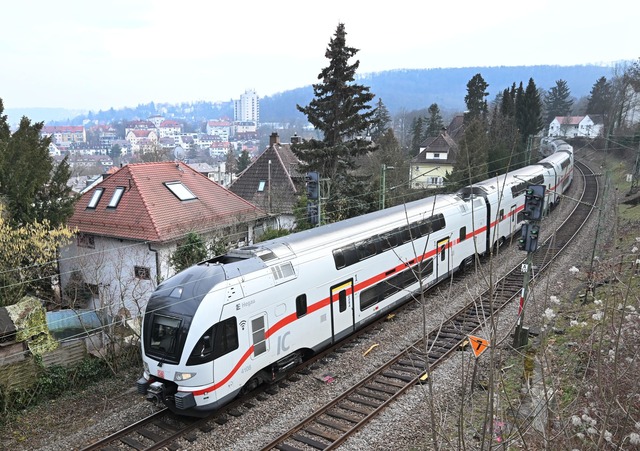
[259,160,598,451]
[80,160,597,451]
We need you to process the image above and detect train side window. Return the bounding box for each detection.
[339,290,347,312]
[419,221,431,236]
[296,294,307,318]
[499,209,504,221]
[212,317,239,360]
[459,227,467,242]
[333,249,346,269]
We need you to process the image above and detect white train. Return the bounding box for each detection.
[137,139,574,416]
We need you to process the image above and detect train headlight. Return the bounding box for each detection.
[143,361,150,374]
[174,372,196,381]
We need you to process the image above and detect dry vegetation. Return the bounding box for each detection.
[1,145,639,450]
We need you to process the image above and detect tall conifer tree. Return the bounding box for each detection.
[544,79,574,124]
[294,23,376,221]
[425,103,444,137]
[464,74,489,123]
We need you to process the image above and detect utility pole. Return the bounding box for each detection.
[628,140,640,195]
[379,164,394,210]
[513,185,545,348]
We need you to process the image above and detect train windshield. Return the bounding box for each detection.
[148,314,182,356]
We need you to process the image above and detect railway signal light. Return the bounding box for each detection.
[307,203,319,225]
[523,185,545,221]
[305,171,319,200]
[518,222,540,253]
[518,223,529,251]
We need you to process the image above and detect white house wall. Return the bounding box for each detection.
[60,236,159,320]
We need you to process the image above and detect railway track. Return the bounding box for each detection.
[80,160,597,451]
[259,160,598,451]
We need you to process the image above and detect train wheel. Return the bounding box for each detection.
[240,377,261,395]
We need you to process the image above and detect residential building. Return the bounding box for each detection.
[410,127,459,189]
[148,115,165,128]
[209,139,231,159]
[234,89,259,124]
[206,120,232,141]
[59,161,268,319]
[229,133,302,229]
[158,120,182,138]
[41,126,86,147]
[125,129,158,152]
[548,115,604,138]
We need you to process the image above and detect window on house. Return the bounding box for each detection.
[77,233,95,249]
[165,182,197,201]
[433,153,440,159]
[87,188,104,209]
[134,266,151,280]
[257,181,266,192]
[107,187,125,208]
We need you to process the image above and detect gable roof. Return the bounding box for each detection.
[69,161,266,243]
[413,131,458,165]
[554,115,585,125]
[229,142,302,214]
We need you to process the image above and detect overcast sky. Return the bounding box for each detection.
[2,0,637,111]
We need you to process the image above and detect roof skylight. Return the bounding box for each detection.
[107,187,125,208]
[165,182,197,201]
[87,188,104,209]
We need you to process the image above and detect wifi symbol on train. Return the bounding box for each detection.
[239,320,246,330]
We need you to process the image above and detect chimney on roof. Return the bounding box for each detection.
[269,132,280,146]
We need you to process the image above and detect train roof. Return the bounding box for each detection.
[229,193,466,261]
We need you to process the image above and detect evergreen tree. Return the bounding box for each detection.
[488,104,519,176]
[409,116,425,157]
[448,117,489,188]
[586,76,612,116]
[0,99,9,143]
[500,83,517,118]
[424,103,444,137]
[464,73,489,123]
[0,117,53,226]
[34,155,76,228]
[294,23,376,221]
[544,79,574,125]
[237,149,251,173]
[169,231,208,273]
[0,102,77,228]
[369,98,391,142]
[515,78,544,166]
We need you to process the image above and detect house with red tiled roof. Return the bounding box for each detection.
[40,125,86,147]
[125,129,158,153]
[59,161,268,319]
[548,115,604,138]
[229,133,302,229]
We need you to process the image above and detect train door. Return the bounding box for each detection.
[509,205,517,236]
[435,238,450,281]
[330,279,354,343]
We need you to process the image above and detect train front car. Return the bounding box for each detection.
[137,263,228,416]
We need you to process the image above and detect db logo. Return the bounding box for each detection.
[158,369,165,379]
